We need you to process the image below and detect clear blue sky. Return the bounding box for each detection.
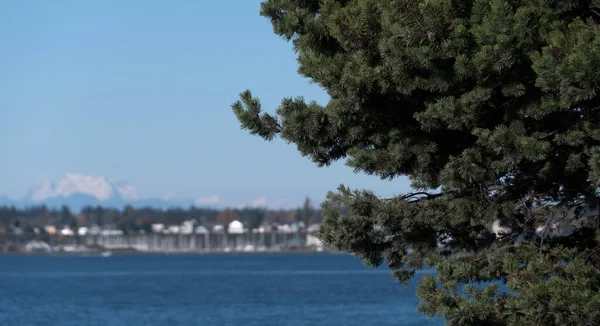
[0,0,410,208]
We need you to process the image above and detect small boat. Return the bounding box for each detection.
[100,251,112,257]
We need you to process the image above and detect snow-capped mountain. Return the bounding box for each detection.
[27,173,139,202]
[7,173,222,212]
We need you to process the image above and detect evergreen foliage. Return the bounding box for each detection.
[232,0,600,324]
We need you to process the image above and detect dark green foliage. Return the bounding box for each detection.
[232,1,600,324]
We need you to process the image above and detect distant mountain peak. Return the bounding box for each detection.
[9,173,226,211]
[27,173,138,202]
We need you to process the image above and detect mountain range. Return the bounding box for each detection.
[1,173,224,212]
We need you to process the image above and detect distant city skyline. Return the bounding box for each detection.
[0,0,411,208]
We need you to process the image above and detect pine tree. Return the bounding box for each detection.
[232,1,600,324]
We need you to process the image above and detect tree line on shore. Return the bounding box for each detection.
[0,198,322,235]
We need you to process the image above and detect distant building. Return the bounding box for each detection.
[195,226,209,234]
[24,241,52,253]
[100,229,123,236]
[306,234,322,247]
[151,224,165,233]
[44,225,57,235]
[180,220,196,234]
[278,224,292,233]
[307,224,320,233]
[88,225,101,235]
[60,227,74,236]
[228,220,244,234]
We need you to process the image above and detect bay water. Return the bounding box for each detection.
[0,253,443,325]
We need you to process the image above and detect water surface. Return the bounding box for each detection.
[0,253,442,325]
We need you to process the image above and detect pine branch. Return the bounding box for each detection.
[593,0,600,17]
[382,192,443,202]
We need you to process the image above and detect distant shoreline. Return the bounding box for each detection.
[0,248,336,256]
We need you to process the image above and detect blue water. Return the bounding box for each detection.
[0,253,442,325]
